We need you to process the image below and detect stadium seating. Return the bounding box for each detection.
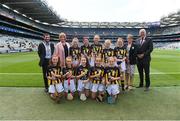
[0,34,42,53]
[154,42,180,49]
[161,26,180,35]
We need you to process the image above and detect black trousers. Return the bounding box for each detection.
[137,59,151,88]
[42,59,50,89]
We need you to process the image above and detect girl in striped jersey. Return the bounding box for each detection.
[89,56,105,102]
[69,37,81,68]
[114,38,127,91]
[47,55,64,103]
[76,55,91,100]
[62,56,76,100]
[105,57,121,103]
[102,39,114,67]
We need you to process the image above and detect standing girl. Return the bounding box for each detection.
[69,37,81,68]
[90,35,103,67]
[114,38,127,91]
[102,39,114,67]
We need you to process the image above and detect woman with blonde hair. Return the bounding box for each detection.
[54,32,70,67]
[125,34,137,90]
[69,37,81,68]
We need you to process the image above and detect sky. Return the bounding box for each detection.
[46,0,180,22]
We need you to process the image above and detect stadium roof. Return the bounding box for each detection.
[160,10,180,27]
[0,0,179,28]
[58,21,151,28]
[59,10,180,28]
[0,0,64,24]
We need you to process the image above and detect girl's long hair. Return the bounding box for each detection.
[71,37,79,48]
[49,55,61,67]
[116,37,124,47]
[81,54,90,69]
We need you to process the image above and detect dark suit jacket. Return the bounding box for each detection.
[136,37,153,62]
[128,43,138,65]
[38,42,54,67]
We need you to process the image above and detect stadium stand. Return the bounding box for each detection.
[0,33,42,53]
[0,1,179,53]
[154,42,180,49]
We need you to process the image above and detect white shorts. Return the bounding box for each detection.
[126,64,135,76]
[89,81,93,89]
[106,84,120,95]
[77,80,91,91]
[91,83,105,93]
[64,79,76,93]
[116,61,126,72]
[48,83,64,93]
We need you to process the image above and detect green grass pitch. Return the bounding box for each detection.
[0,49,180,120]
[0,49,180,87]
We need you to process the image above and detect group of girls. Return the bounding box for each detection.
[46,34,136,104]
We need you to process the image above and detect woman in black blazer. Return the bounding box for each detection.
[125,34,137,90]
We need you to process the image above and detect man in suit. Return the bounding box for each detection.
[136,29,153,91]
[38,33,54,92]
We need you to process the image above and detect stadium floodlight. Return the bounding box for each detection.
[160,24,166,27]
[2,4,10,9]
[174,21,179,23]
[22,14,27,17]
[169,23,178,26]
[172,14,179,17]
[164,17,171,20]
[42,22,49,25]
[35,20,40,23]
[134,26,142,28]
[51,24,59,27]
[13,10,20,14]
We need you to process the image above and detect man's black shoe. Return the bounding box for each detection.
[44,88,48,93]
[144,87,150,92]
[136,86,143,88]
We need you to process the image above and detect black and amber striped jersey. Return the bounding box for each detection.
[91,43,103,56]
[105,66,120,84]
[114,46,127,59]
[89,65,105,84]
[62,67,75,80]
[69,47,81,61]
[47,65,62,85]
[77,65,89,80]
[102,48,114,63]
[81,45,92,57]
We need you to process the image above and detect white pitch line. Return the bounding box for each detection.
[0,72,180,75]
